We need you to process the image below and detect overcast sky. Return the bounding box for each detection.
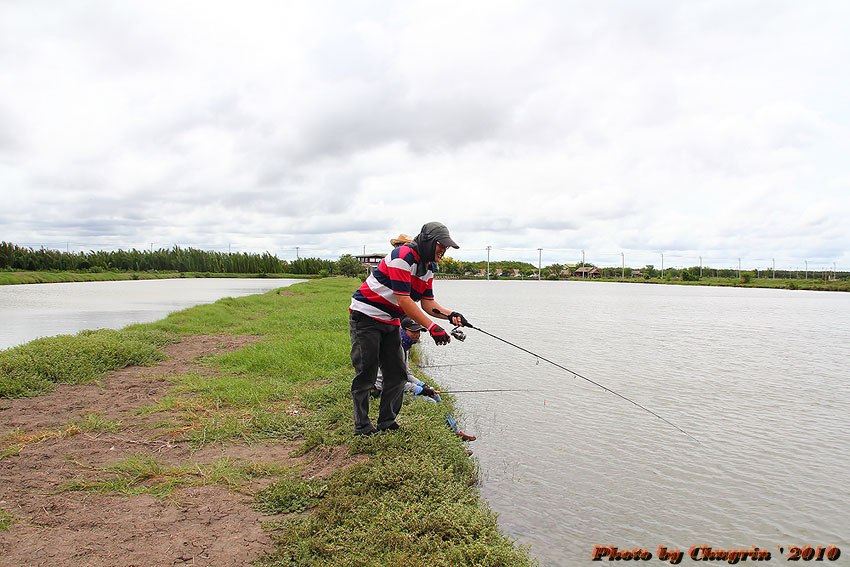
[2,1,848,270]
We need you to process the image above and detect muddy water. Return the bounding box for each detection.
[421,280,850,566]
[0,278,303,350]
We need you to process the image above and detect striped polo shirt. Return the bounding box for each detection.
[349,244,434,324]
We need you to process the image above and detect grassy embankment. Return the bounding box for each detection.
[0,278,533,565]
[0,271,314,285]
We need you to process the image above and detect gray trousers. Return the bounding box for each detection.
[349,311,407,433]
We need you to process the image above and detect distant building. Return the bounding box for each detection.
[574,266,601,278]
[356,253,384,273]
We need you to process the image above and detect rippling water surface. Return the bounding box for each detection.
[421,281,850,566]
[0,278,302,350]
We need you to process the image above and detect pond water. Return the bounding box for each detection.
[0,278,303,351]
[421,280,850,566]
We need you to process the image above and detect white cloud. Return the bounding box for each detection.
[1,0,849,269]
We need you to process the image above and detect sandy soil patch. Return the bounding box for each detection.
[0,334,359,567]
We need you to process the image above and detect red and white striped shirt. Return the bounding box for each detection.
[349,244,434,324]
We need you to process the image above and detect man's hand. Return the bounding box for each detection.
[428,324,451,345]
[449,311,472,327]
[420,386,437,398]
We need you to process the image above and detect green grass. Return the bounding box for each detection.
[255,407,533,566]
[0,328,177,398]
[60,455,289,499]
[76,413,123,433]
[255,476,329,514]
[3,277,533,565]
[0,509,15,531]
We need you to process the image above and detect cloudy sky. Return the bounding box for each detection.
[2,1,848,270]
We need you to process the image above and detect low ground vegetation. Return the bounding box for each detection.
[0,278,533,565]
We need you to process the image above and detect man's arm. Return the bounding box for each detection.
[397,295,451,345]
[397,295,436,329]
[421,298,466,327]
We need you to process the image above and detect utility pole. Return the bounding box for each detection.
[363,245,366,255]
[296,246,300,260]
[621,252,625,279]
[772,258,775,279]
[228,243,231,254]
[581,249,585,266]
[661,252,664,279]
[834,261,837,281]
[805,259,808,280]
[537,248,542,280]
[486,245,491,281]
[737,258,741,279]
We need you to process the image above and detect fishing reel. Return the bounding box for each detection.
[450,326,466,342]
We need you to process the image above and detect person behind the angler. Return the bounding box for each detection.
[348,222,472,436]
[373,316,477,442]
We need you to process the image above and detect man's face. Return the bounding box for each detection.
[404,328,421,342]
[435,241,447,261]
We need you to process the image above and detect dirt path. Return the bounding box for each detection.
[0,335,357,567]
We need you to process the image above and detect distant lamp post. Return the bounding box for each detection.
[537,248,543,281]
[772,258,776,279]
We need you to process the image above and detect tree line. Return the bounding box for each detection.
[2,241,840,281]
[437,256,843,281]
[0,242,356,276]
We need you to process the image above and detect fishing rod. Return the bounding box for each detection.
[431,309,700,444]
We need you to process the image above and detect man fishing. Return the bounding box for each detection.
[349,222,472,436]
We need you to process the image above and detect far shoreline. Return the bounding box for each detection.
[435,273,849,292]
[2,269,847,293]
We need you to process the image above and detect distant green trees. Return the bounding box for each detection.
[0,241,343,275]
[335,254,365,277]
[6,241,839,281]
[437,257,537,277]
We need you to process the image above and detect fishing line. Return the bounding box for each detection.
[419,362,498,368]
[431,309,700,444]
[439,388,542,393]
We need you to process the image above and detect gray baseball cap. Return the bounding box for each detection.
[401,316,426,332]
[421,221,459,249]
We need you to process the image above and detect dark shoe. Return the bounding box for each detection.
[457,431,476,441]
[354,426,378,437]
[378,422,400,432]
